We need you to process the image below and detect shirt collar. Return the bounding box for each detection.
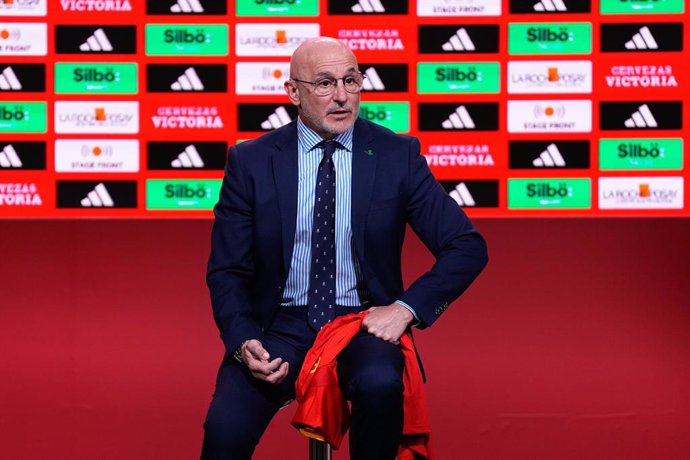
[297,116,354,154]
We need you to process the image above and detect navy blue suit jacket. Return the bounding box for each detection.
[207,118,488,357]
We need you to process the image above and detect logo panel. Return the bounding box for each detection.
[0,142,46,169]
[236,62,290,95]
[508,60,592,94]
[337,28,407,52]
[0,102,47,133]
[508,100,592,133]
[418,25,499,54]
[0,0,46,16]
[146,179,222,210]
[603,64,680,91]
[238,0,319,16]
[147,142,227,170]
[55,26,136,54]
[146,0,227,14]
[418,103,499,131]
[60,0,133,12]
[54,63,138,94]
[147,64,227,92]
[146,24,228,56]
[417,62,500,94]
[424,143,497,176]
[0,64,45,92]
[359,102,409,133]
[236,23,320,56]
[599,102,682,130]
[55,139,139,172]
[54,101,139,134]
[328,0,407,14]
[599,177,683,209]
[56,181,138,208]
[599,138,683,170]
[440,180,499,208]
[0,23,47,56]
[237,103,297,131]
[510,0,591,13]
[0,182,45,208]
[600,23,683,52]
[600,0,684,14]
[150,105,227,130]
[508,178,591,209]
[508,22,592,55]
[417,0,501,16]
[359,64,408,92]
[509,141,590,169]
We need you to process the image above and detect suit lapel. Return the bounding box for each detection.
[272,122,299,277]
[351,119,376,264]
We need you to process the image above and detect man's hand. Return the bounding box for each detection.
[239,339,289,385]
[361,302,414,344]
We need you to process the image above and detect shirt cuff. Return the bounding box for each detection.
[395,300,420,326]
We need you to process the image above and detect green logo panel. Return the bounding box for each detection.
[508,178,591,209]
[508,23,592,55]
[236,0,319,16]
[145,24,229,56]
[146,179,222,210]
[55,63,138,94]
[599,138,683,171]
[601,0,684,14]
[359,102,409,133]
[417,62,500,94]
[0,102,47,134]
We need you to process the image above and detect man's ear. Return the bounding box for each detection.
[285,80,300,107]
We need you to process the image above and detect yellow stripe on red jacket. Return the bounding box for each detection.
[291,312,434,459]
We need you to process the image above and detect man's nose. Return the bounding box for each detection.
[332,80,348,102]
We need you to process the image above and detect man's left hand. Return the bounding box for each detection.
[361,302,414,344]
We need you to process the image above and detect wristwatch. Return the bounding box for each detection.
[233,341,247,365]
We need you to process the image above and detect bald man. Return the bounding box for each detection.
[201,38,487,459]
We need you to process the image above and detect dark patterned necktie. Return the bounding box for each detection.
[308,140,337,331]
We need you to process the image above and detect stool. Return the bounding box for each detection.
[309,438,332,460]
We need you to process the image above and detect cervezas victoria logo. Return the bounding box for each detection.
[424,144,496,168]
[0,182,43,206]
[338,29,405,51]
[605,64,679,89]
[152,105,224,129]
[59,0,132,12]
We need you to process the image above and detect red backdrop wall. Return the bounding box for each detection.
[1,218,689,459]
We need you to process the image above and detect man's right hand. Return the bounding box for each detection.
[239,339,289,385]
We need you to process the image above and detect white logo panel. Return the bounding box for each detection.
[599,177,683,209]
[55,139,139,172]
[418,0,501,16]
[508,61,592,94]
[236,23,320,57]
[55,101,139,134]
[508,100,592,133]
[0,0,47,16]
[235,62,290,95]
[0,23,47,56]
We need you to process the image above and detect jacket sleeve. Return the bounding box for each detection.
[397,137,488,328]
[206,145,263,356]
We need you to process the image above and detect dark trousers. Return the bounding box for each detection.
[200,307,405,460]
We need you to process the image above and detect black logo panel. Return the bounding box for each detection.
[600,23,683,52]
[359,64,408,92]
[146,64,227,92]
[440,180,499,208]
[56,181,138,208]
[0,64,46,92]
[328,0,408,14]
[418,25,499,54]
[147,141,227,170]
[509,141,590,169]
[55,26,137,54]
[146,0,227,14]
[510,0,591,13]
[237,104,298,132]
[600,101,682,130]
[0,142,46,169]
[418,103,499,131]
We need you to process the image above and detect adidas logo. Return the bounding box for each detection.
[171,144,205,168]
[0,144,22,168]
[0,66,21,91]
[442,106,475,129]
[533,0,567,12]
[170,0,204,13]
[80,183,114,207]
[170,67,205,91]
[351,0,385,13]
[624,104,658,128]
[442,28,475,52]
[448,183,476,207]
[532,143,566,167]
[625,26,658,50]
[79,28,113,52]
[261,106,292,130]
[361,67,385,91]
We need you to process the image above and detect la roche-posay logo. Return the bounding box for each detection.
[55,101,139,134]
[235,23,320,56]
[599,177,683,210]
[508,61,592,94]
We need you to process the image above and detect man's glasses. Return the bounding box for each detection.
[291,72,366,96]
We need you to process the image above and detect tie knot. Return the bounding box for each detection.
[321,140,338,159]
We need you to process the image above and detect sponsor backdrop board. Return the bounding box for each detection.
[0,0,688,218]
